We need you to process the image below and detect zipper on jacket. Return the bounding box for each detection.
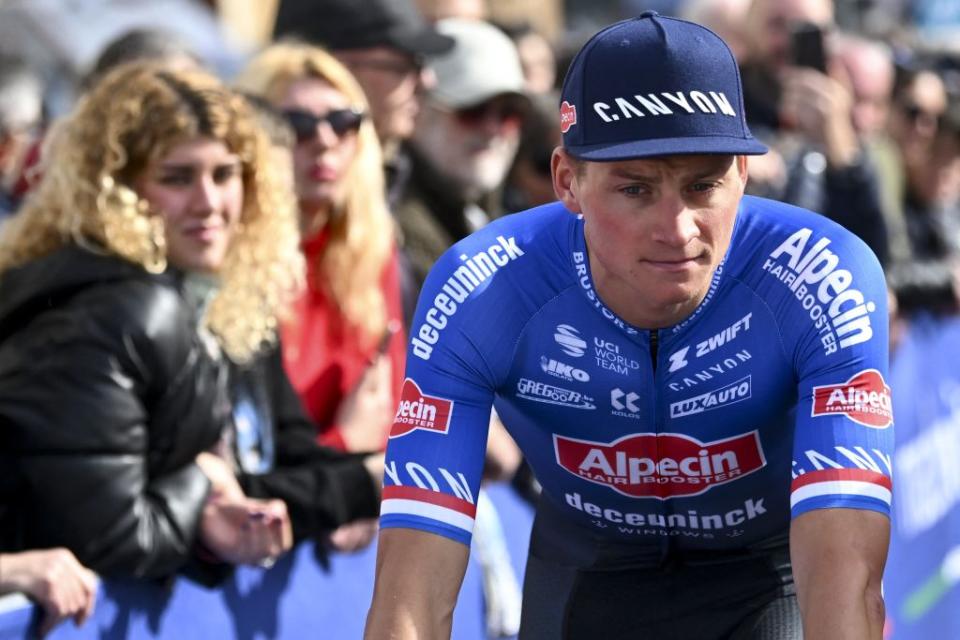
[649,329,658,372]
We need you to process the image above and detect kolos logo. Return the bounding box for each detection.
[811,369,892,428]
[553,431,766,499]
[390,378,455,438]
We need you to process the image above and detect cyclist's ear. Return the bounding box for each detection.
[552,147,583,214]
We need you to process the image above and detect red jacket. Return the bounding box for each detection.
[281,231,406,451]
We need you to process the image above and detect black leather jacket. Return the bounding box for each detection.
[0,245,225,578]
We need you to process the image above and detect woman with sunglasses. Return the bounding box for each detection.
[236,43,405,456]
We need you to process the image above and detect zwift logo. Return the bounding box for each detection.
[666,312,752,373]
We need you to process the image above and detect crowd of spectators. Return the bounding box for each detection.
[0,0,958,636]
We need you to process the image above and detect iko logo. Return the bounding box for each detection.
[611,388,640,418]
[554,324,587,357]
[517,378,595,410]
[540,356,590,382]
[390,378,454,438]
[554,431,766,499]
[670,376,752,418]
[811,369,892,428]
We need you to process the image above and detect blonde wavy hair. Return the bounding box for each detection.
[235,41,394,343]
[0,62,304,363]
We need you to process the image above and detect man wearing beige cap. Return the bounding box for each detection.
[395,18,529,295]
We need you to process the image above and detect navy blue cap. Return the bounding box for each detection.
[559,12,767,161]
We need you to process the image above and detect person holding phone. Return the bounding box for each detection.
[736,0,892,268]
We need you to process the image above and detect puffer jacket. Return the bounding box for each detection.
[0,244,226,578]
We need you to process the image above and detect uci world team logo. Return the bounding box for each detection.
[554,324,587,357]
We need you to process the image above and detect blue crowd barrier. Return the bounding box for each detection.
[8,316,960,639]
[0,482,533,639]
[884,315,960,639]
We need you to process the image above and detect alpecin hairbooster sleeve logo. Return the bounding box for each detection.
[811,369,892,428]
[389,378,454,438]
[553,431,766,499]
[560,101,577,133]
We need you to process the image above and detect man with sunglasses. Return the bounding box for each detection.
[396,18,529,297]
[367,12,892,640]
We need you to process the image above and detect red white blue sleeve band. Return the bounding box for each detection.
[380,485,477,546]
[790,468,892,518]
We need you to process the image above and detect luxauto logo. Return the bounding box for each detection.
[389,378,455,438]
[554,324,587,357]
[670,376,752,418]
[553,431,766,498]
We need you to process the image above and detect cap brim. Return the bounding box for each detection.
[567,136,768,161]
[391,30,455,56]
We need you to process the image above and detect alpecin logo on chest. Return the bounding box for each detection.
[553,431,766,499]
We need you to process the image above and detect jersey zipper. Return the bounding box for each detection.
[650,327,676,566]
[649,329,658,372]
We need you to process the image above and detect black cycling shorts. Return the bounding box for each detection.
[518,549,801,640]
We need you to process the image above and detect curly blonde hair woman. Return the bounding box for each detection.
[0,63,301,576]
[236,42,406,452]
[0,63,302,362]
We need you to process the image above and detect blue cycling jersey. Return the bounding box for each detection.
[380,196,893,564]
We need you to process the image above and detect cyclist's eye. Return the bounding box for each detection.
[687,181,723,197]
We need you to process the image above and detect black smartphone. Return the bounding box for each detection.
[790,22,827,73]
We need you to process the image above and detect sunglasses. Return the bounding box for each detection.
[900,103,943,129]
[282,108,365,142]
[454,98,526,128]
